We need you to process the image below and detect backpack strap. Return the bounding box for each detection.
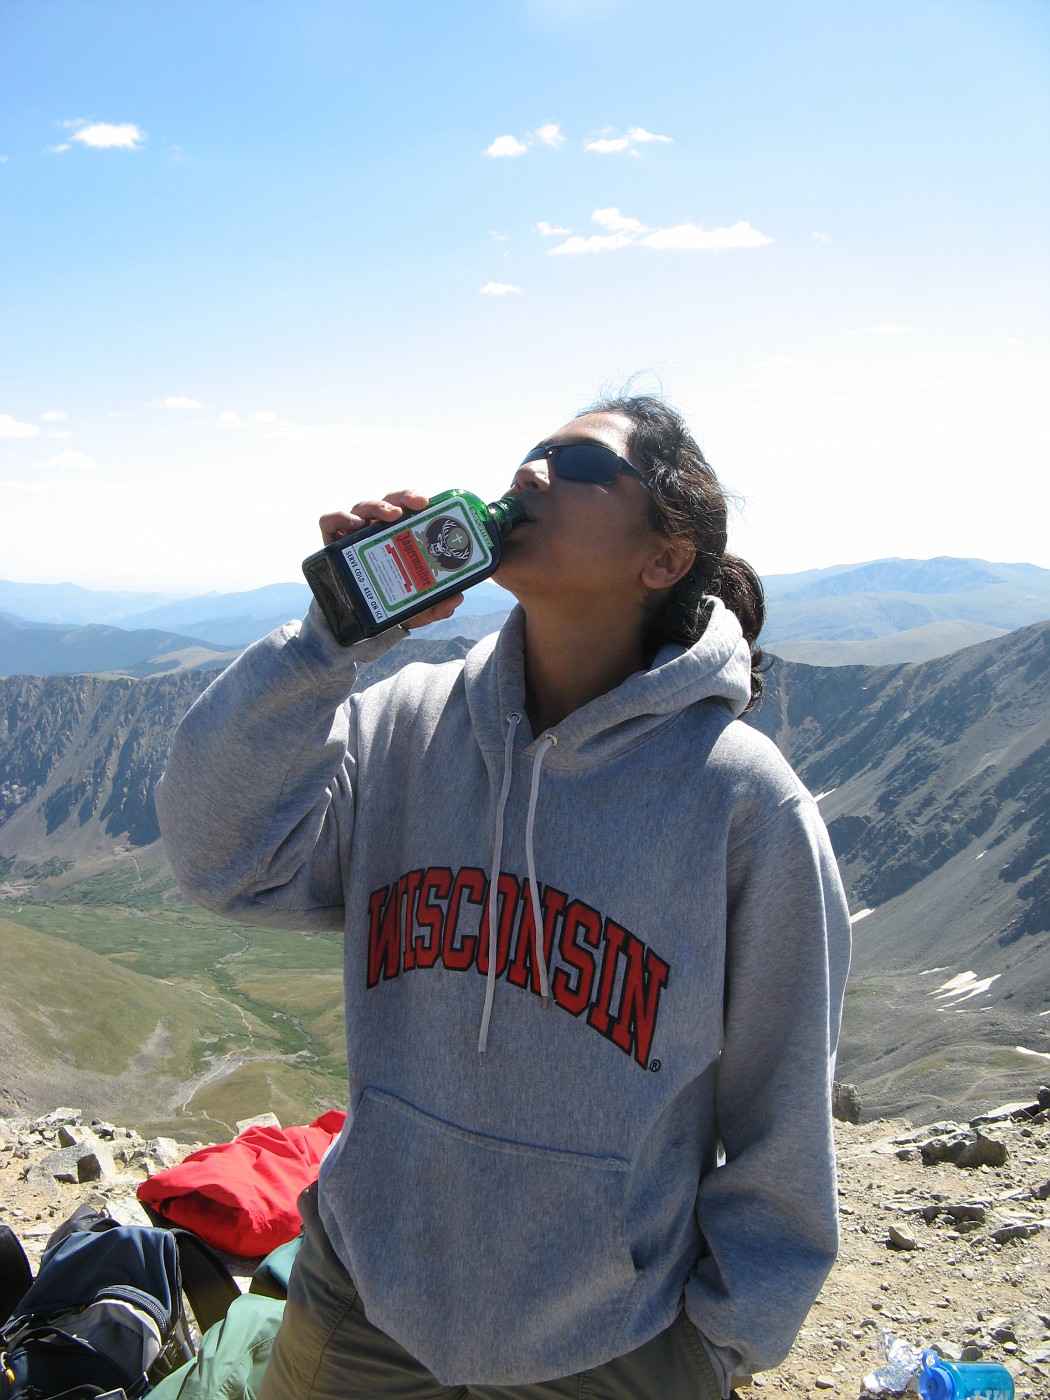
[169,1229,241,1333]
[0,1224,33,1325]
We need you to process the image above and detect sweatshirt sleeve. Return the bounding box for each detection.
[155,603,404,931]
[684,791,851,1391]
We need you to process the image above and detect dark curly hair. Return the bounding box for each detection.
[580,393,769,710]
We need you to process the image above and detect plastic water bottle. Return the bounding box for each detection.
[917,1348,1014,1399]
[303,490,527,645]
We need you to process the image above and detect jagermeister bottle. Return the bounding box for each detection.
[303,490,527,646]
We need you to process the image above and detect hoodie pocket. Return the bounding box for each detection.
[332,1087,638,1384]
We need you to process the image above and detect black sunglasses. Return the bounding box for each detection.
[520,441,651,493]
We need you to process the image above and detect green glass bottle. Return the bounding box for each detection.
[302,489,527,646]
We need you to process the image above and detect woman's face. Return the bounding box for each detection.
[496,411,685,613]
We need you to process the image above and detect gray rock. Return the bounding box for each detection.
[146,1137,182,1167]
[111,1198,153,1227]
[40,1145,85,1182]
[31,1108,81,1132]
[971,1100,1044,1127]
[235,1112,281,1134]
[832,1082,862,1124]
[41,1132,116,1184]
[23,1164,59,1199]
[920,1132,1008,1168]
[943,1203,988,1223]
[76,1150,111,1183]
[990,1222,1042,1245]
[57,1123,105,1149]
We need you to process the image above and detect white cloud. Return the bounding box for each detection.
[0,413,40,439]
[549,231,635,255]
[536,221,571,237]
[642,220,773,251]
[32,450,96,471]
[585,137,630,154]
[485,135,527,158]
[586,127,672,155]
[547,208,774,256]
[486,124,564,157]
[72,122,145,150]
[480,282,523,296]
[811,230,831,243]
[163,396,203,409]
[251,411,278,424]
[50,144,71,154]
[41,410,66,421]
[216,410,241,425]
[856,323,911,336]
[47,430,74,439]
[593,208,645,233]
[626,126,672,145]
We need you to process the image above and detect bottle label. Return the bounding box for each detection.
[341,497,495,624]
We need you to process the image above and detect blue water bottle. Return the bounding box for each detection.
[917,1349,1014,1399]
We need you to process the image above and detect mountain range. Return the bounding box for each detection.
[1,615,1047,1127]
[749,621,1050,1120]
[2,558,1048,677]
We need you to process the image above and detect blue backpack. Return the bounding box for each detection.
[1,1208,239,1400]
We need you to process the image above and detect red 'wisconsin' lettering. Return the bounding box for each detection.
[366,865,670,1069]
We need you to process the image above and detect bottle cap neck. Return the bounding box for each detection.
[488,496,528,536]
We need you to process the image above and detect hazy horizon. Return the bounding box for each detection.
[4,552,1049,615]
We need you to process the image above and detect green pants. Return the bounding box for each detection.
[257,1185,722,1400]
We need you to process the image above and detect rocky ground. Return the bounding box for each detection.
[2,1095,1048,1398]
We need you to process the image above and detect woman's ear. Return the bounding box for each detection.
[641,538,696,592]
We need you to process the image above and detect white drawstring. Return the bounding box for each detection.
[477,719,558,1054]
[478,713,520,1055]
[525,734,557,1008]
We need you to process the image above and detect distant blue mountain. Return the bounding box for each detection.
[120,583,312,632]
[2,560,1047,674]
[0,580,185,626]
[0,577,517,648]
[762,558,1050,644]
[764,557,1046,601]
[0,614,237,678]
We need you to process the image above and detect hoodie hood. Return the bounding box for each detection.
[463,598,753,774]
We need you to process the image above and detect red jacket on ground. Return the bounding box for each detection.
[138,1111,345,1255]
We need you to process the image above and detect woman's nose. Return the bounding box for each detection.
[510,459,550,493]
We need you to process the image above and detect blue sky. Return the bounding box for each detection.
[1,0,1048,592]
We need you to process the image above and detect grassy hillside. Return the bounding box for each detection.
[0,868,349,1140]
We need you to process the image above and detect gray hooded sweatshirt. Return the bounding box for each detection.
[156,599,851,1395]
